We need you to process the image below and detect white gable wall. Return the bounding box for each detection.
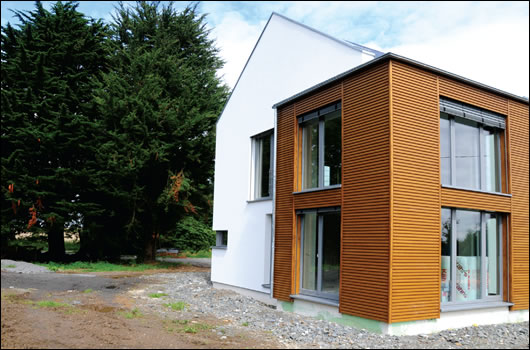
[212,13,376,294]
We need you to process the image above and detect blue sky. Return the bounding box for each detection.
[2,1,529,97]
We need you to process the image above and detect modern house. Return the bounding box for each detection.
[211,13,382,300]
[212,13,529,335]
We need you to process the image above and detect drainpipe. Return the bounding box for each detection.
[270,108,278,299]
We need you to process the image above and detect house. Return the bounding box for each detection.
[271,53,529,334]
[211,13,382,303]
[212,12,529,335]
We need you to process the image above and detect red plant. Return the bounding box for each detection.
[27,207,37,229]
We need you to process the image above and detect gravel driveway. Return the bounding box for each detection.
[136,271,529,349]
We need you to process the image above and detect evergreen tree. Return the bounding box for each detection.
[1,1,109,260]
[94,1,228,261]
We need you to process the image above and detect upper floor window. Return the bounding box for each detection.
[251,130,273,199]
[440,98,506,193]
[300,102,342,190]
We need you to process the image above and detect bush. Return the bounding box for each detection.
[161,217,215,253]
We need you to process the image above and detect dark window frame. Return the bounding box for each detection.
[251,130,274,200]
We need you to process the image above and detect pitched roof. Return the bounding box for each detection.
[217,12,384,123]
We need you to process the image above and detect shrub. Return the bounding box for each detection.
[161,216,215,253]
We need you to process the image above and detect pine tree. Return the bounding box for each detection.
[1,1,109,260]
[93,1,228,261]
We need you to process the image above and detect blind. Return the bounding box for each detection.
[440,97,506,129]
[298,102,341,124]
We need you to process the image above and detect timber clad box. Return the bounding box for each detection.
[272,53,529,330]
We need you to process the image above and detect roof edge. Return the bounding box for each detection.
[273,52,529,109]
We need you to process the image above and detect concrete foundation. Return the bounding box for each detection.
[212,281,277,307]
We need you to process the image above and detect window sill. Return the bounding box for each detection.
[441,185,512,197]
[211,246,227,250]
[293,185,341,195]
[262,283,271,289]
[441,301,513,313]
[247,197,272,203]
[290,294,339,307]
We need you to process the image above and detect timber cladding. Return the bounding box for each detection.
[273,56,529,323]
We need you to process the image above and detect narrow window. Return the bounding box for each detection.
[454,118,480,190]
[216,230,228,247]
[300,103,341,190]
[483,127,501,193]
[440,113,451,185]
[441,208,503,306]
[299,208,341,300]
[252,130,273,199]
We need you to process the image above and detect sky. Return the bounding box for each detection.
[2,1,529,98]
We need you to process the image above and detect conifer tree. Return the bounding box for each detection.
[1,1,109,260]
[94,1,228,261]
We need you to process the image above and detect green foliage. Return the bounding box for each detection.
[120,307,142,319]
[161,216,215,253]
[148,292,168,298]
[163,301,188,311]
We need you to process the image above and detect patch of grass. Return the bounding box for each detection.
[174,319,189,325]
[183,323,213,334]
[148,292,168,298]
[64,240,80,252]
[175,250,212,259]
[163,301,188,311]
[5,264,16,268]
[36,260,180,273]
[82,289,93,293]
[120,307,143,319]
[184,326,197,334]
[35,300,71,308]
[241,321,249,326]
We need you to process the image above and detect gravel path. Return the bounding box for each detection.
[136,271,529,349]
[1,259,51,274]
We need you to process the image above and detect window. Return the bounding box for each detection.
[251,130,273,199]
[440,98,505,193]
[300,102,341,190]
[215,230,228,248]
[441,208,503,306]
[298,208,341,301]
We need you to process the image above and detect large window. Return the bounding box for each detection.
[251,130,273,199]
[440,98,506,193]
[300,102,341,190]
[441,208,503,306]
[298,208,341,301]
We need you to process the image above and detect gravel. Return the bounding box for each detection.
[1,259,51,274]
[135,271,529,349]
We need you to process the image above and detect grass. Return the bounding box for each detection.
[34,300,71,308]
[175,250,212,259]
[64,240,80,252]
[241,322,249,327]
[120,307,143,319]
[163,301,188,311]
[5,264,16,268]
[83,289,93,293]
[148,292,168,298]
[37,260,180,273]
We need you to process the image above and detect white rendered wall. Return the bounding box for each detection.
[212,13,376,293]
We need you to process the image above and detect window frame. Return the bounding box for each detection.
[441,208,504,309]
[297,207,341,302]
[441,112,505,194]
[250,129,274,200]
[299,102,342,191]
[214,230,228,249]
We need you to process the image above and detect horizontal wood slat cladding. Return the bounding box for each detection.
[441,187,511,213]
[273,104,295,302]
[293,188,341,210]
[340,62,390,322]
[508,101,529,310]
[438,76,508,115]
[390,61,441,323]
[293,83,342,116]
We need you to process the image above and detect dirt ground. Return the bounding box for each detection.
[1,267,282,349]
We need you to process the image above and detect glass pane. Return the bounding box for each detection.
[302,119,319,189]
[455,118,480,189]
[440,114,451,185]
[260,135,271,197]
[324,111,341,186]
[302,213,318,291]
[222,231,228,246]
[456,210,481,301]
[485,213,500,296]
[321,212,340,294]
[484,127,501,192]
[441,208,452,303]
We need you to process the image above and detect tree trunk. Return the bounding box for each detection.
[143,232,157,262]
[47,219,65,262]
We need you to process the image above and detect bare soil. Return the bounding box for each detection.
[1,268,282,349]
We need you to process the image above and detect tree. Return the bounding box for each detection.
[93,1,228,261]
[1,1,109,260]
